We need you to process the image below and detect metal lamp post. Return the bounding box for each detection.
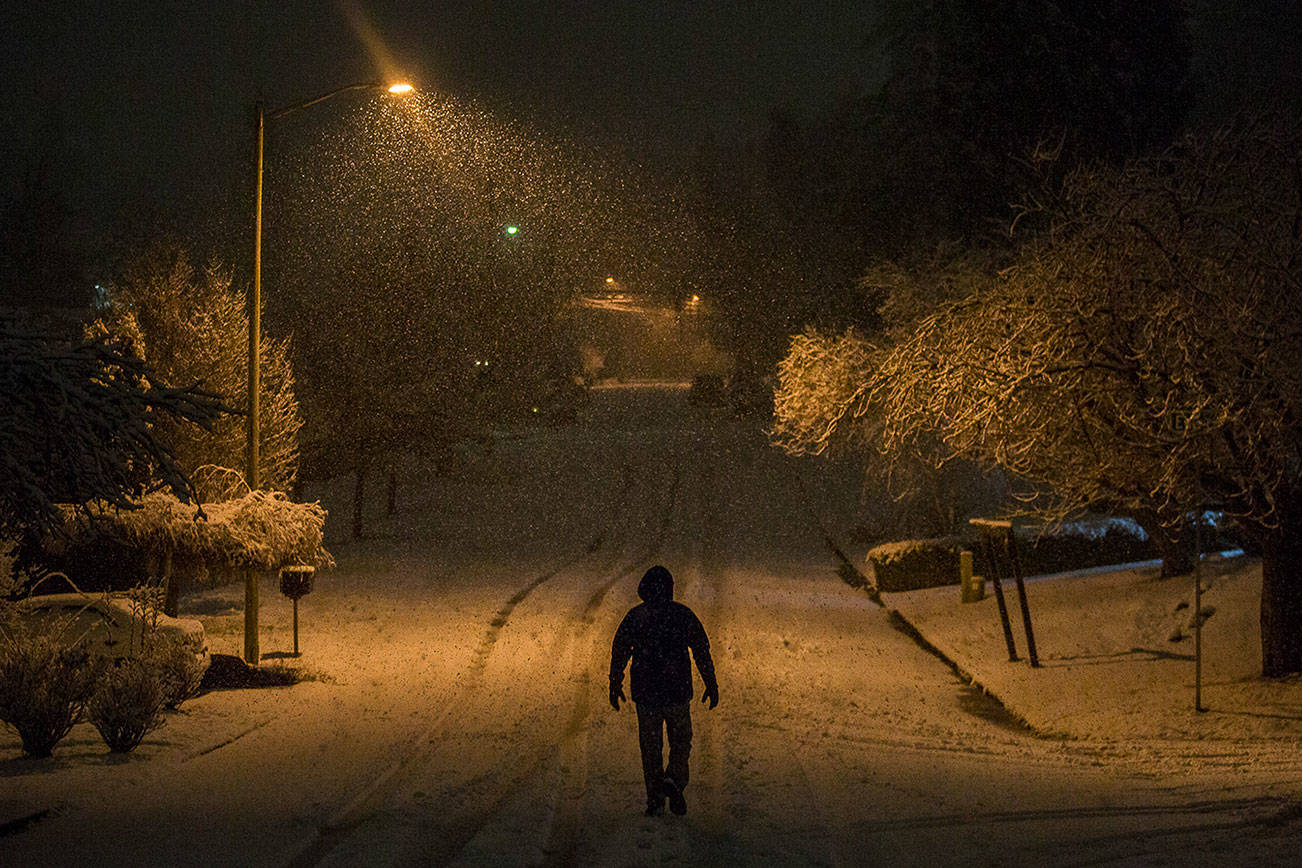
[243,81,413,664]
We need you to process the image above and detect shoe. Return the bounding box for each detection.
[663,776,687,815]
[644,799,665,817]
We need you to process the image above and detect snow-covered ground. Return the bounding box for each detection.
[3,385,1300,866]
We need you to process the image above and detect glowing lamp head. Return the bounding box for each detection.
[387,82,414,95]
[504,225,520,236]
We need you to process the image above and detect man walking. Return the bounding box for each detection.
[609,565,719,817]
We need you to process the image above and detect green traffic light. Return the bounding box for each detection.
[505,225,519,236]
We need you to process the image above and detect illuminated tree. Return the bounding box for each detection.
[771,252,1002,537]
[91,245,301,495]
[872,118,1302,676]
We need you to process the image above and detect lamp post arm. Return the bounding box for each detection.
[267,82,386,120]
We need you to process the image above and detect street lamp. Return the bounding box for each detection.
[244,80,412,664]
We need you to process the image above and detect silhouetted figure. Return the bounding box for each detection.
[609,565,718,817]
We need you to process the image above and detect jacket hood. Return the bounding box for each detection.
[637,565,674,602]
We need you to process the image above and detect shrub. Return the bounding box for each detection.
[0,632,100,757]
[145,634,207,709]
[866,519,1157,592]
[87,658,166,753]
[866,537,966,592]
[1014,520,1153,577]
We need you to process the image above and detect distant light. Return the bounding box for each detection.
[691,295,701,303]
[606,277,615,284]
[387,82,414,95]
[504,225,519,235]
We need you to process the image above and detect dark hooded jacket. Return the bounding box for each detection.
[610,566,717,706]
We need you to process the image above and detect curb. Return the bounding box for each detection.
[820,535,884,606]
[812,513,1036,734]
[885,606,1040,736]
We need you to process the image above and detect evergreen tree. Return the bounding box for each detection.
[91,244,301,496]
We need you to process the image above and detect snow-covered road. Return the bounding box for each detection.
[4,385,1293,866]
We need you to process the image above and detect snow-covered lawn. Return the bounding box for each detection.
[885,554,1302,767]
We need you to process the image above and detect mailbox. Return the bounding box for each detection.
[279,565,315,657]
[279,565,315,600]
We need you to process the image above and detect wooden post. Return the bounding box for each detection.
[982,532,1019,661]
[1194,509,1206,712]
[971,519,1019,662]
[959,550,983,602]
[244,568,259,665]
[292,597,300,656]
[1005,526,1039,668]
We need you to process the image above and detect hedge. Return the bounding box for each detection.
[867,520,1156,593]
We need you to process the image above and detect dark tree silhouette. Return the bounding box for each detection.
[0,323,226,561]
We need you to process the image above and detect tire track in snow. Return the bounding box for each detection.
[681,425,731,853]
[286,460,643,868]
[531,459,686,866]
[291,452,683,868]
[699,430,740,847]
[466,459,638,674]
[381,456,683,866]
[683,424,845,867]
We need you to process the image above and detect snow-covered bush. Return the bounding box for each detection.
[867,537,966,592]
[0,627,100,757]
[145,633,206,710]
[87,658,165,753]
[868,521,1156,592]
[38,489,332,607]
[1013,522,1153,578]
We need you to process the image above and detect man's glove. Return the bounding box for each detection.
[609,683,626,711]
[702,684,719,709]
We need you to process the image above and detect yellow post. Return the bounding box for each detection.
[960,550,984,602]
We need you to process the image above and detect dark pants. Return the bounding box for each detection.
[635,702,692,805]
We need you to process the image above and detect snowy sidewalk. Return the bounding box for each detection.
[882,556,1302,764]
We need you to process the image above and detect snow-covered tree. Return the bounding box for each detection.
[772,253,1005,538]
[871,118,1302,676]
[92,245,302,495]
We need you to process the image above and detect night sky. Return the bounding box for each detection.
[0,1,879,243]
